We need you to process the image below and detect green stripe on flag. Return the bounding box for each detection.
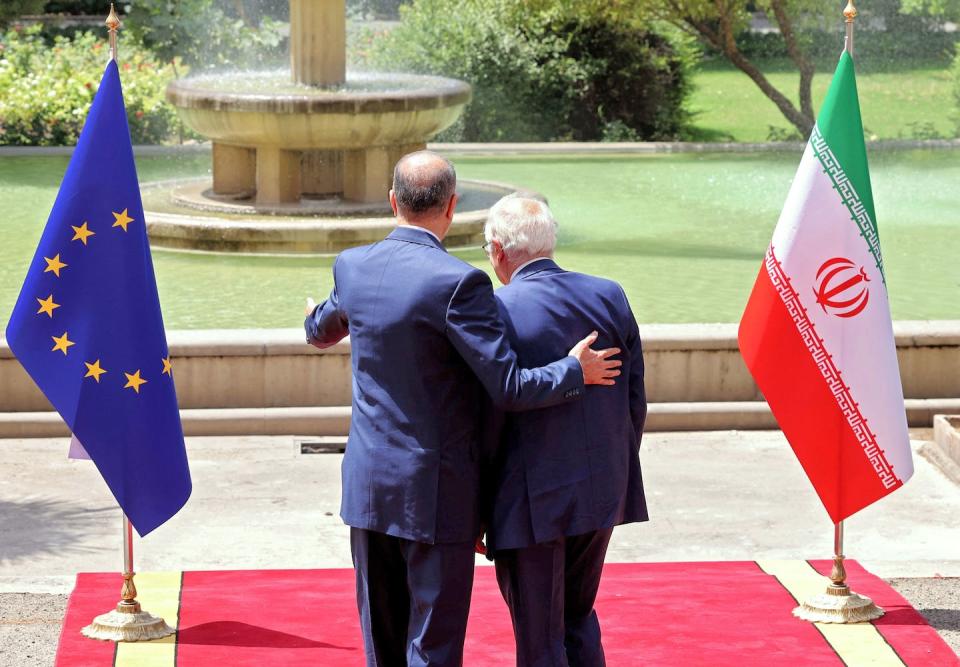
[816,52,877,234]
[810,126,886,281]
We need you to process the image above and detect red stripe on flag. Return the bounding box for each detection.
[738,258,900,522]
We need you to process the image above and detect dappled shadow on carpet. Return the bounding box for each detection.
[0,499,112,564]
[177,621,355,651]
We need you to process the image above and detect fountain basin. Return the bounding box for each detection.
[141,177,524,255]
[166,72,472,150]
[166,71,472,206]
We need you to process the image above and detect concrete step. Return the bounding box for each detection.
[2,399,958,439]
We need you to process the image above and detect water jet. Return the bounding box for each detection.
[153,0,523,254]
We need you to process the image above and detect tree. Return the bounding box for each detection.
[901,0,960,20]
[367,0,694,141]
[0,1,46,29]
[629,0,820,137]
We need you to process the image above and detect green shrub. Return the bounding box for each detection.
[363,0,693,141]
[0,26,186,145]
[542,16,692,141]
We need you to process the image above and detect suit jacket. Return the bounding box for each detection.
[486,259,648,552]
[305,226,585,544]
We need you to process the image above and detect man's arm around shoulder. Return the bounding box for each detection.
[445,269,620,411]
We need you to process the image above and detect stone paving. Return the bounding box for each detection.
[0,429,957,664]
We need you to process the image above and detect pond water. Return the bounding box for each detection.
[0,149,957,330]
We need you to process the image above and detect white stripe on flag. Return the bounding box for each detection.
[770,141,912,483]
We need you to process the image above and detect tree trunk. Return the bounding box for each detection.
[677,8,815,138]
[726,49,814,137]
[767,0,816,123]
[231,0,252,26]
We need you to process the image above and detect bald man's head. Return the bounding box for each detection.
[392,151,457,219]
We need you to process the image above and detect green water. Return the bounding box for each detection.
[0,150,957,329]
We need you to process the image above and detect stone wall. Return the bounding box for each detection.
[2,321,958,436]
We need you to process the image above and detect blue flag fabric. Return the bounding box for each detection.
[5,60,191,537]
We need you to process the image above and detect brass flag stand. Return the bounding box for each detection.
[81,513,175,641]
[79,7,177,642]
[793,521,884,623]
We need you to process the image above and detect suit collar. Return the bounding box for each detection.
[512,257,561,281]
[388,225,446,251]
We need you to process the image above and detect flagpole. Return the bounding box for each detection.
[80,8,177,642]
[793,0,884,625]
[119,514,139,613]
[106,3,120,62]
[829,520,848,595]
[843,0,857,56]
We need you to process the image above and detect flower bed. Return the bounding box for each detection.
[0,26,186,145]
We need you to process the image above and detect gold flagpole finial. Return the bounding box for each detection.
[106,3,121,62]
[843,0,858,22]
[843,0,857,55]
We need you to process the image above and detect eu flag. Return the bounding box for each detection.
[5,60,191,536]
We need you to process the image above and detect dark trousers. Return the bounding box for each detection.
[351,527,476,667]
[494,528,614,667]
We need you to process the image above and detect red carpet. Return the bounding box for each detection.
[56,560,958,666]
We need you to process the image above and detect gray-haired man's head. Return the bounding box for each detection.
[484,195,558,285]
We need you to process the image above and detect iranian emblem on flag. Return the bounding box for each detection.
[738,51,913,522]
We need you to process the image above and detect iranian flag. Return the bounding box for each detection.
[738,51,913,523]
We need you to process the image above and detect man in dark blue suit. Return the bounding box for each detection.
[482,196,648,667]
[304,152,622,667]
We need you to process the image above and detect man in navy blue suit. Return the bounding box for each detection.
[482,195,648,667]
[305,152,622,667]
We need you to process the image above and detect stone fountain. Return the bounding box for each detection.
[147,0,525,254]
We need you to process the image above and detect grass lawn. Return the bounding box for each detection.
[688,59,957,142]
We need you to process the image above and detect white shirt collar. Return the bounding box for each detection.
[403,225,442,244]
[510,257,552,282]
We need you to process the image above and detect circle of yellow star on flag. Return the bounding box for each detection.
[36,294,60,318]
[51,332,75,355]
[71,222,95,245]
[112,209,134,232]
[43,254,67,277]
[84,360,107,383]
[124,370,148,393]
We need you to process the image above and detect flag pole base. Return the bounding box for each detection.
[793,585,884,624]
[793,552,884,624]
[81,569,175,642]
[81,603,176,642]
